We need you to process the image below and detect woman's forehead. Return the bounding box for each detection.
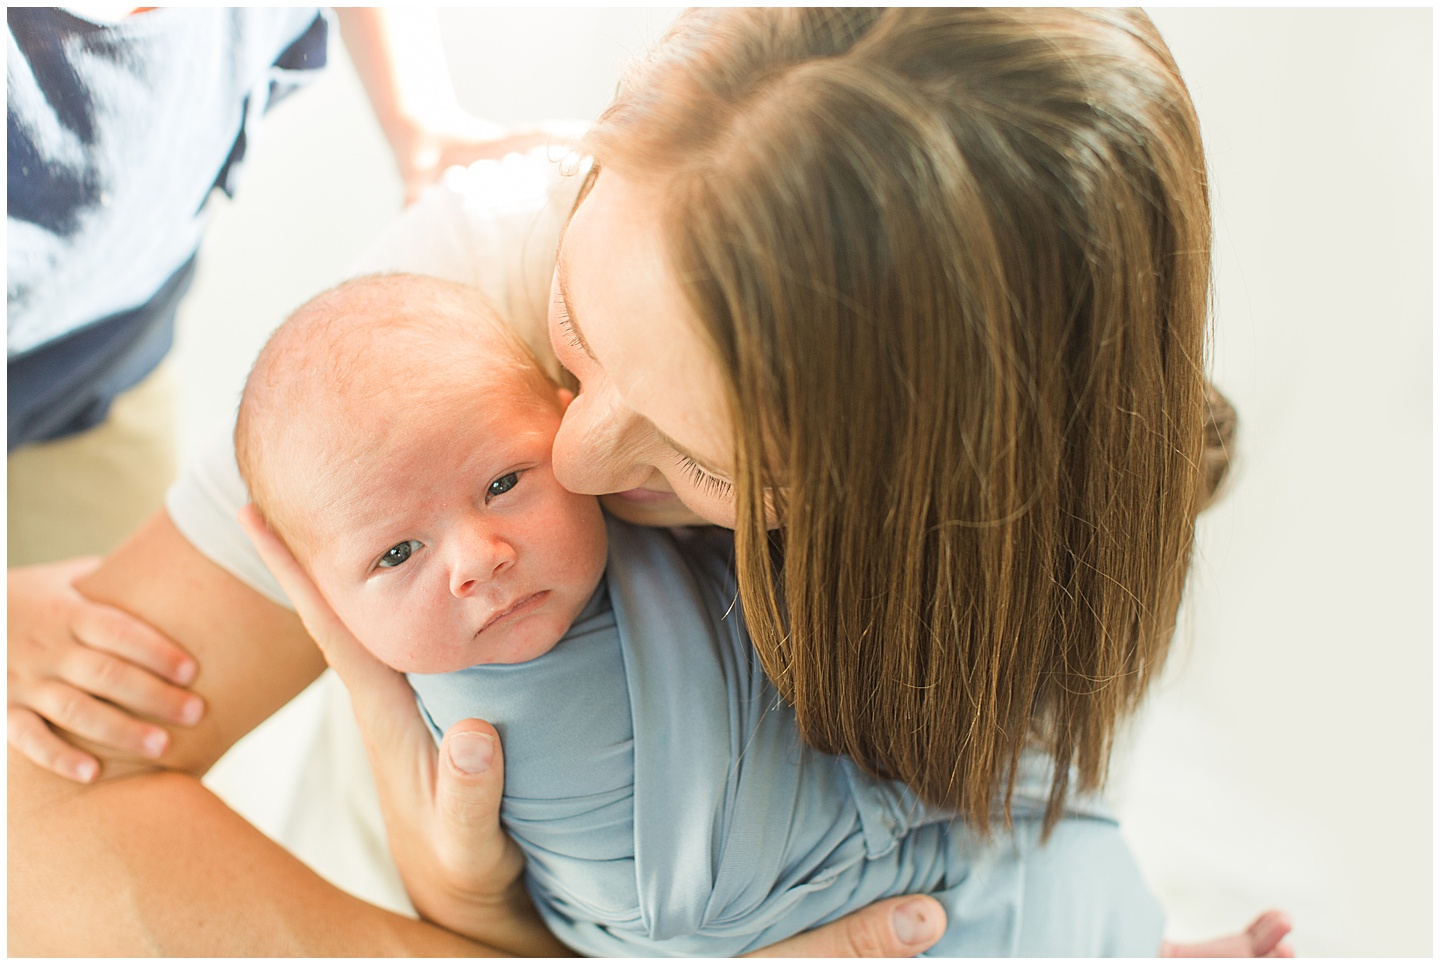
[559,171,736,475]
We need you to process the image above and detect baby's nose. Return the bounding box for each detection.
[449,532,516,597]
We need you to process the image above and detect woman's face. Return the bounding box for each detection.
[549,169,759,530]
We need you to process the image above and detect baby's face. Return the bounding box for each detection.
[300,375,608,674]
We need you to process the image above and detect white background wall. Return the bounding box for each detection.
[181,9,1431,957]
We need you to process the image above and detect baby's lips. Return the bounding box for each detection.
[476,590,548,634]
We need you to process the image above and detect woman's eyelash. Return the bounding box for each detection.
[553,300,584,349]
[677,453,734,498]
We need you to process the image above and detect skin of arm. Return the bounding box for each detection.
[335,9,460,157]
[5,510,517,955]
[7,754,509,956]
[334,8,569,205]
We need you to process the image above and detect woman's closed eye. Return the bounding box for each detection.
[553,302,585,351]
[378,539,423,569]
[676,452,734,499]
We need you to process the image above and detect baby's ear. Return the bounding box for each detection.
[555,387,576,411]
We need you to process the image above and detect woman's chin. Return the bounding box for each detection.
[600,491,713,528]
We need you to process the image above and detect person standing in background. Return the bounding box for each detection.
[8,6,553,567]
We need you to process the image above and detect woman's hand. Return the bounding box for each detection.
[334,7,585,205]
[239,506,565,955]
[747,895,946,957]
[387,113,585,205]
[7,557,204,782]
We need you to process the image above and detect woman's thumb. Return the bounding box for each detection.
[434,720,517,875]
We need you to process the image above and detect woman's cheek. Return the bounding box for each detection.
[673,486,739,529]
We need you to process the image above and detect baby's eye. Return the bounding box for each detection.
[379,539,422,568]
[486,472,520,502]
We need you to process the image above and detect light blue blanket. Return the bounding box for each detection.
[409,517,1163,956]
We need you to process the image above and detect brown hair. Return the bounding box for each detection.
[235,273,556,557]
[588,8,1234,833]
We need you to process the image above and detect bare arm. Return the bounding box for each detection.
[334,8,573,204]
[7,754,506,956]
[7,510,502,955]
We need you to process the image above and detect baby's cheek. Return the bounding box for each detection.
[346,600,426,673]
[563,493,609,571]
[355,620,408,670]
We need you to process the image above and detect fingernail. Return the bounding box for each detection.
[175,660,197,685]
[449,732,494,774]
[893,898,942,945]
[143,730,168,758]
[74,760,98,782]
[179,697,204,725]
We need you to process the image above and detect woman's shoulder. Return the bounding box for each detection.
[351,144,589,277]
[349,142,592,382]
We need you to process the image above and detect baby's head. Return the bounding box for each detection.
[236,273,608,674]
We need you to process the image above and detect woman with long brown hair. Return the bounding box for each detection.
[10,8,1277,955]
[566,6,1218,835]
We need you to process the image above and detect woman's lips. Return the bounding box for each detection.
[611,487,678,504]
[477,590,549,635]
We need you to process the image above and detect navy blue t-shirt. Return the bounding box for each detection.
[7,7,329,449]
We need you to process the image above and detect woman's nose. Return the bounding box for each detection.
[552,384,653,495]
[449,526,516,598]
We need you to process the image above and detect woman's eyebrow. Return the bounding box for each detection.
[554,257,599,362]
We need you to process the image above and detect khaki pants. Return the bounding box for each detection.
[8,363,177,566]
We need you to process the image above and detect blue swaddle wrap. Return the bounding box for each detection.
[409,516,1163,956]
